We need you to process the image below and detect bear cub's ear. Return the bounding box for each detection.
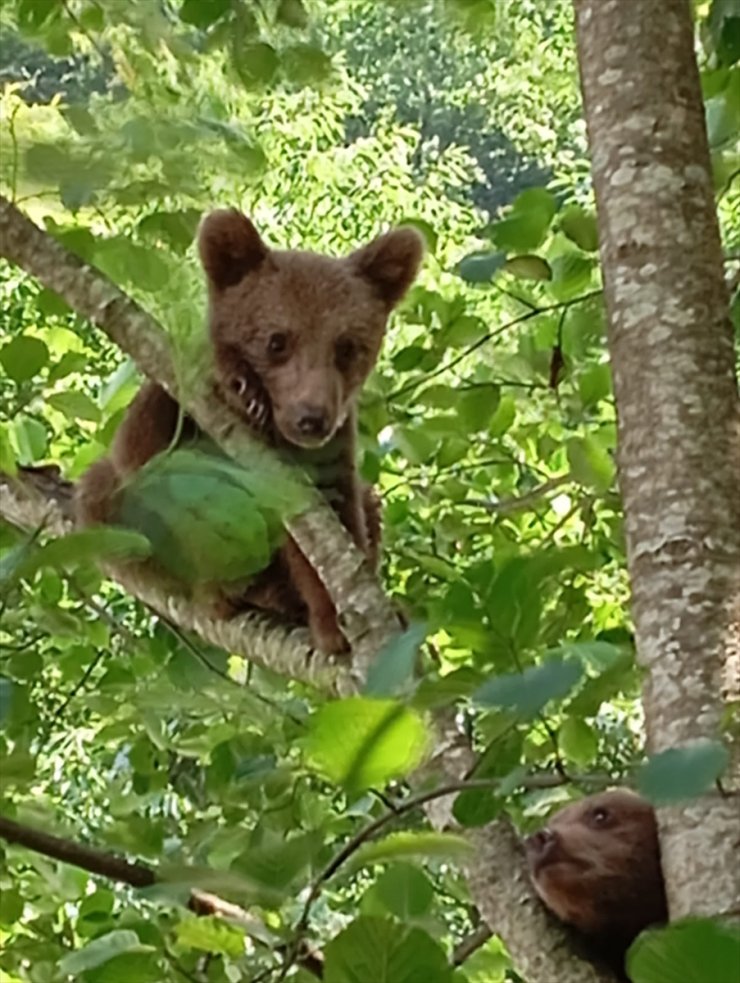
[198,209,268,290]
[350,227,424,306]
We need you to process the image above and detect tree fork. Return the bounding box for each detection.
[574,0,740,923]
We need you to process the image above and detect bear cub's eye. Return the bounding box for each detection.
[590,807,610,826]
[267,332,289,357]
[335,337,360,369]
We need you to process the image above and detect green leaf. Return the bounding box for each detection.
[393,345,426,372]
[47,391,101,423]
[440,314,489,348]
[364,623,427,697]
[452,788,503,827]
[5,528,151,588]
[473,658,583,718]
[282,44,332,85]
[324,918,453,983]
[457,251,506,284]
[137,210,201,253]
[458,385,501,431]
[398,217,437,253]
[549,253,594,300]
[578,362,612,408]
[503,255,552,280]
[637,740,730,804]
[0,677,12,727]
[305,698,430,794]
[233,41,279,87]
[180,0,231,27]
[94,238,170,293]
[558,718,598,766]
[372,865,434,920]
[627,918,740,983]
[485,188,556,252]
[13,416,48,464]
[58,931,151,975]
[0,423,16,475]
[566,435,615,493]
[0,887,23,925]
[560,205,599,252]
[117,447,309,584]
[0,336,49,383]
[347,831,472,874]
[276,0,309,28]
[174,916,245,957]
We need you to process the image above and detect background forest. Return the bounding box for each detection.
[0,1,739,982]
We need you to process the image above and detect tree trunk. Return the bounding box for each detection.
[574,0,740,924]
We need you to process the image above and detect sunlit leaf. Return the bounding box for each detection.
[560,205,599,252]
[57,931,152,975]
[305,698,430,793]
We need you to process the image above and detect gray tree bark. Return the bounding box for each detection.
[574,0,740,924]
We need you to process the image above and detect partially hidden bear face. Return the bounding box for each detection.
[198,209,424,449]
[524,789,667,943]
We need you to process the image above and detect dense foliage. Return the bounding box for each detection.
[0,1,738,982]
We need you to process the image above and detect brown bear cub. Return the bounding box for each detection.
[76,210,424,654]
[525,789,668,979]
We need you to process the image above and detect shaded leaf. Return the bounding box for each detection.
[560,205,599,252]
[457,251,506,284]
[324,918,452,983]
[504,255,552,280]
[347,831,472,875]
[0,336,49,383]
[473,658,583,718]
[364,623,427,697]
[637,740,730,804]
[627,918,740,983]
[57,931,151,975]
[373,864,434,919]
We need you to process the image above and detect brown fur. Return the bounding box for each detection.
[76,210,423,654]
[524,789,668,975]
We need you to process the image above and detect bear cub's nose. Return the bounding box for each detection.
[297,407,330,438]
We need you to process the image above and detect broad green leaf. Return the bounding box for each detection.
[637,740,730,804]
[94,238,170,293]
[566,435,615,493]
[47,351,87,383]
[458,384,501,431]
[558,718,598,766]
[457,251,506,284]
[440,314,489,348]
[347,831,472,874]
[373,865,434,920]
[13,416,48,464]
[393,345,426,371]
[58,931,151,975]
[0,751,37,786]
[180,0,230,27]
[473,658,583,718]
[578,362,612,407]
[13,528,151,584]
[305,698,430,793]
[364,623,427,697]
[137,210,201,253]
[463,936,510,983]
[627,918,740,983]
[560,205,599,252]
[486,188,556,252]
[81,951,161,983]
[277,0,309,28]
[452,788,503,827]
[0,423,16,475]
[0,887,23,925]
[0,677,12,726]
[233,832,321,895]
[550,253,594,300]
[0,336,49,383]
[117,447,309,583]
[282,44,332,85]
[504,255,552,280]
[174,916,245,957]
[47,391,101,423]
[233,41,279,87]
[324,918,452,983]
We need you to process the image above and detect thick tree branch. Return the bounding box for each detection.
[0,194,399,673]
[574,0,740,925]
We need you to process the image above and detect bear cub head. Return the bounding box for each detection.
[525,789,668,961]
[198,209,424,449]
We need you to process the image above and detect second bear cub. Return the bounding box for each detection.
[76,209,423,654]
